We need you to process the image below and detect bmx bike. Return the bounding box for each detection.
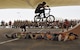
[34,6,55,22]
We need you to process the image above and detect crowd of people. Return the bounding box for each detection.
[0,19,79,33]
[0,19,80,29]
[0,19,79,41]
[5,31,78,41]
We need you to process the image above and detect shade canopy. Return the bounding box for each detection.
[0,0,80,9]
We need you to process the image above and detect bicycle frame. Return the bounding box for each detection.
[45,6,51,18]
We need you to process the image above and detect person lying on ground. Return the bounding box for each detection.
[5,32,27,39]
[5,33,17,39]
[58,32,78,41]
[68,32,78,40]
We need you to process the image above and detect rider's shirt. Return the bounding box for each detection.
[35,3,45,13]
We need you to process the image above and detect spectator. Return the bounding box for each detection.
[63,19,70,30]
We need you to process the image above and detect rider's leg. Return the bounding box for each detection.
[42,10,46,18]
[40,10,46,18]
[43,12,46,18]
[38,13,41,17]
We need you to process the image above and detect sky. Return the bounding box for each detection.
[0,6,80,23]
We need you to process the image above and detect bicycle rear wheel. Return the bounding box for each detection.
[34,15,43,22]
[46,15,55,22]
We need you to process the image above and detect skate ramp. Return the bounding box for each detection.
[0,23,80,34]
[64,23,80,34]
[0,28,20,35]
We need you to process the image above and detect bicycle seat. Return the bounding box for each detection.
[35,13,39,15]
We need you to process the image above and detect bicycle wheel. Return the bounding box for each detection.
[34,15,41,22]
[46,15,55,22]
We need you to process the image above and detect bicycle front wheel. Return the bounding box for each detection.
[46,15,55,22]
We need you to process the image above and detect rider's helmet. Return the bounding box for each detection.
[42,1,46,5]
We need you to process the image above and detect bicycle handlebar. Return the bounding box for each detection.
[45,6,51,10]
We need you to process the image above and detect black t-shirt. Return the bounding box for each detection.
[35,3,44,13]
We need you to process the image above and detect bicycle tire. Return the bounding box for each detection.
[46,15,55,22]
[34,15,42,22]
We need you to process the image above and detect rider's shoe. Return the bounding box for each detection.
[37,15,41,19]
[37,16,41,19]
[44,16,46,18]
[38,15,40,17]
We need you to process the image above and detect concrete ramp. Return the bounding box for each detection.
[0,28,20,35]
[0,23,80,34]
[64,23,80,34]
